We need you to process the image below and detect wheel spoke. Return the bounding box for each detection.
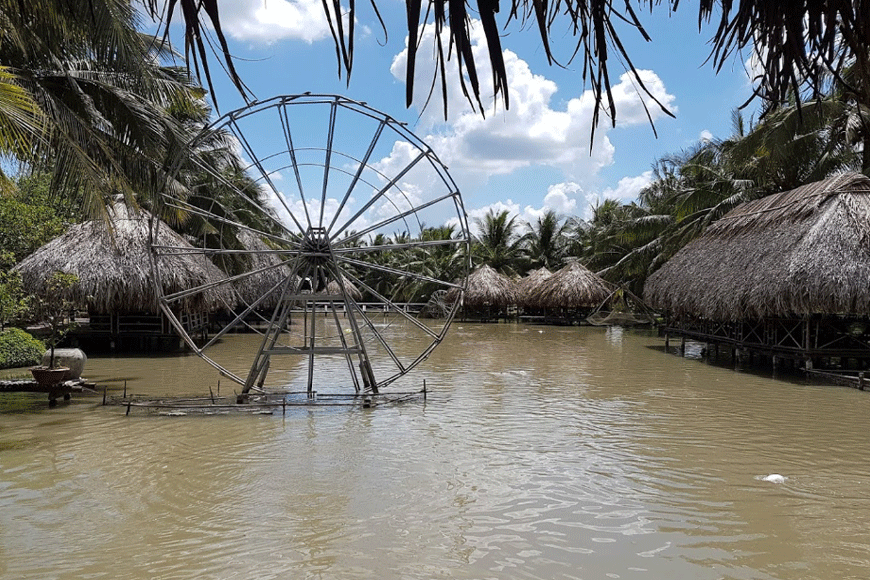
[160,257,291,305]
[320,98,338,228]
[333,191,463,248]
[329,149,427,242]
[341,269,440,339]
[230,117,308,234]
[158,198,301,250]
[199,274,291,350]
[279,102,314,230]
[326,118,386,235]
[182,159,291,235]
[339,256,464,291]
[351,302,406,373]
[333,238,465,255]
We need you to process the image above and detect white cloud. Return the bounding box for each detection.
[699,129,714,142]
[579,171,653,220]
[522,182,580,223]
[462,184,583,236]
[389,20,676,197]
[216,0,331,44]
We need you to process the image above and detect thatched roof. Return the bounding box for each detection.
[516,267,553,307]
[447,264,517,307]
[644,172,870,321]
[15,202,235,314]
[326,274,363,301]
[233,229,294,309]
[535,261,611,309]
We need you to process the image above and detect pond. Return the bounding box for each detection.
[1,323,869,579]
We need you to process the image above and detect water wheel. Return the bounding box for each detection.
[150,94,470,397]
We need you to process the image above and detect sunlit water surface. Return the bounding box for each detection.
[2,323,870,579]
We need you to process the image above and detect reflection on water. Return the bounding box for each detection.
[2,324,870,579]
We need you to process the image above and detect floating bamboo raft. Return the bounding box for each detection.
[105,387,427,415]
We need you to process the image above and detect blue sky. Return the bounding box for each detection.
[164,1,759,229]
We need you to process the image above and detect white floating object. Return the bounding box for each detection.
[762,474,786,483]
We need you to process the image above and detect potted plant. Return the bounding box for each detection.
[29,271,79,387]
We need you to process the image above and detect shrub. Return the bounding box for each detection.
[0,328,45,369]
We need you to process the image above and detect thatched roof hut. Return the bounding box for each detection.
[326,274,363,301]
[516,267,553,307]
[233,229,294,309]
[15,202,234,314]
[644,172,870,321]
[447,264,517,307]
[535,261,611,309]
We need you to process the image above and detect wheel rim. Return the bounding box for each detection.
[151,94,470,394]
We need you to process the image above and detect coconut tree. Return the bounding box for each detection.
[472,209,526,276]
[523,210,572,271]
[0,0,207,216]
[0,66,45,194]
[394,225,466,302]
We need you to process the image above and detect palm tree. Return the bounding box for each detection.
[721,99,860,192]
[473,209,526,275]
[399,225,466,302]
[0,66,45,194]
[587,97,861,292]
[1,0,206,216]
[523,210,571,271]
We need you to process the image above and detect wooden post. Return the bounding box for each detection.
[102,386,107,405]
[859,372,865,391]
[123,380,127,399]
[680,336,686,356]
[664,334,670,349]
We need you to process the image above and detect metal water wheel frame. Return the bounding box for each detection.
[149,94,470,398]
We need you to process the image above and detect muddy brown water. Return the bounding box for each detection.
[1,323,869,579]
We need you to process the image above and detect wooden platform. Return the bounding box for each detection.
[660,315,870,370]
[0,378,94,404]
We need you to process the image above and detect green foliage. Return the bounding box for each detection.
[0,327,44,369]
[473,209,527,275]
[0,254,29,331]
[0,194,67,264]
[523,210,572,271]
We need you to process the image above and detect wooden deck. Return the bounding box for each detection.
[660,314,870,370]
[0,377,95,405]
